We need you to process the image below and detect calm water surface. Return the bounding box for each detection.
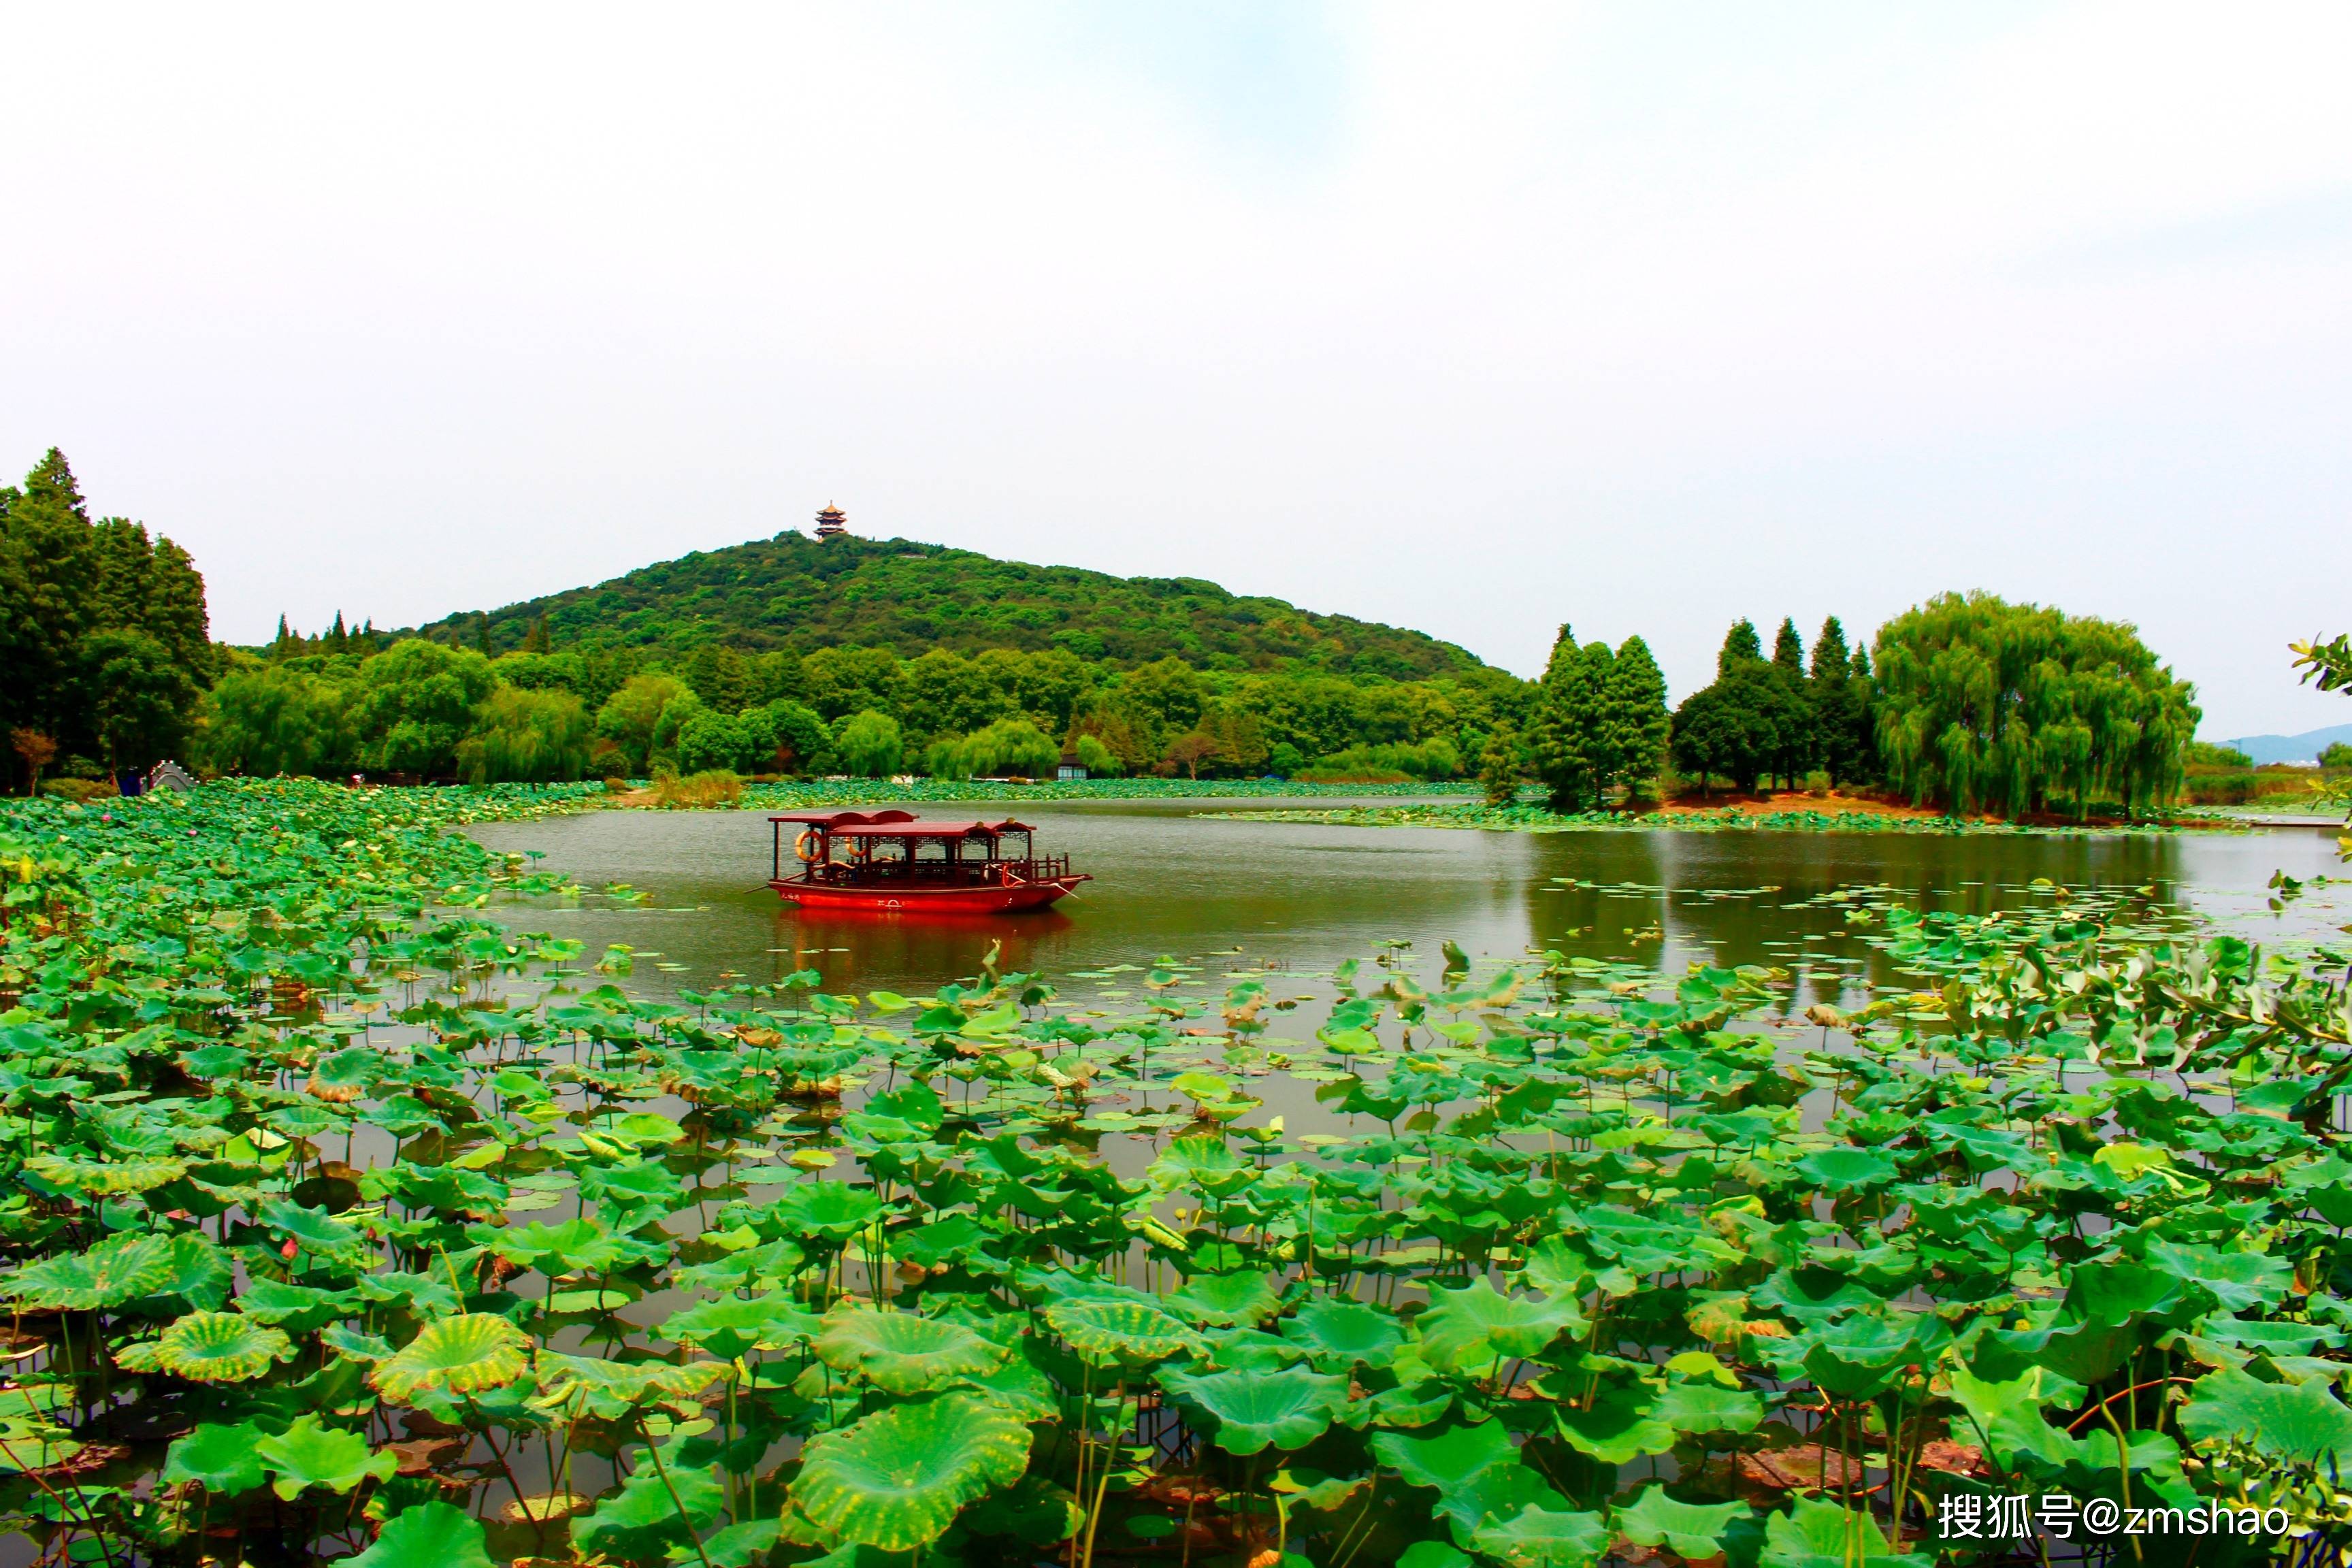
[469,800,2350,1000]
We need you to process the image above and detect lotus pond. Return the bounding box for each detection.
[5,782,2352,1568]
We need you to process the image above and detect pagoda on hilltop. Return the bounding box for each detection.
[815,502,848,540]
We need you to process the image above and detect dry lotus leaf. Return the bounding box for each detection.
[500,1492,589,1524]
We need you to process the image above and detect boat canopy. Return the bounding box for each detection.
[767,810,916,828]
[833,819,1032,839]
[768,811,1032,839]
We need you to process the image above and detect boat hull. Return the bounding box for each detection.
[770,877,1086,915]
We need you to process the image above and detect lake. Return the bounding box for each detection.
[470,799,2351,1003]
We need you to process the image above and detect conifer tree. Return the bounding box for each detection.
[327,611,348,653]
[525,615,553,654]
[1772,618,1806,679]
[1600,636,1671,800]
[1718,619,1763,675]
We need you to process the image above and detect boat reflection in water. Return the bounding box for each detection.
[767,810,1091,915]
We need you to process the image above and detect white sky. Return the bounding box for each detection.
[5,2,2350,738]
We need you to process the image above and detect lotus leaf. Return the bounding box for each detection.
[770,1180,886,1239]
[1759,1495,1929,1568]
[1552,1383,1676,1464]
[23,1154,186,1194]
[350,1502,496,1568]
[664,1295,820,1359]
[1164,1364,1350,1455]
[1165,1271,1285,1326]
[370,1314,529,1403]
[256,1414,399,1499]
[1469,1505,1610,1568]
[1416,1279,1584,1371]
[1656,1377,1763,1433]
[816,1304,1011,1393]
[155,1311,295,1383]
[161,1421,270,1493]
[2,1232,176,1310]
[572,1458,724,1558]
[1281,1296,1405,1367]
[532,1352,728,1419]
[1044,1293,1201,1364]
[2145,1240,2295,1313]
[791,1394,1032,1550]
[2179,1367,2352,1467]
[1614,1486,1748,1558]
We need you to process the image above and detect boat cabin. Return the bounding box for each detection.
[769,809,1075,890]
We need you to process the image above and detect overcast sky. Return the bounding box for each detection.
[6,3,2349,738]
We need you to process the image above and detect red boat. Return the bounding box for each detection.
[767,810,1091,915]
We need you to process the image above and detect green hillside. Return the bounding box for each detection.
[402,531,1489,679]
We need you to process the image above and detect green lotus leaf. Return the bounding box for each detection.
[817,1304,1011,1394]
[1469,1505,1610,1568]
[1165,1271,1285,1327]
[1147,1135,1258,1196]
[1656,1378,1763,1434]
[2145,1240,2295,1313]
[155,1311,295,1383]
[1759,1495,1929,1568]
[532,1352,728,1420]
[664,1295,821,1360]
[1416,1279,1584,1372]
[1396,1544,1473,1568]
[1793,1146,1898,1190]
[1281,1297,1405,1368]
[572,1457,724,1558]
[371,1314,530,1403]
[240,1278,361,1330]
[256,1413,398,1499]
[588,1111,686,1147]
[1044,1294,1202,1365]
[1750,1265,1880,1325]
[1614,1486,1749,1559]
[24,1154,187,1194]
[1164,1364,1350,1455]
[1373,1420,1563,1546]
[1553,1383,1676,1464]
[2179,1367,2352,1467]
[352,1500,497,1568]
[695,1517,783,1568]
[769,1180,885,1240]
[791,1393,1032,1550]
[257,1196,365,1252]
[161,1420,270,1493]
[1800,1316,1929,1399]
[2,1232,176,1310]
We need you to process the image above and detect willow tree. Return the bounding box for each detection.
[1873,592,2195,817]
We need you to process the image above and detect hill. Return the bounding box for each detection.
[400,531,1490,679]
[2223,723,2352,766]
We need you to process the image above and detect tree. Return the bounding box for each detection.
[1480,725,1523,806]
[833,710,904,777]
[1599,636,1670,800]
[523,615,553,654]
[455,687,591,782]
[10,730,56,796]
[1771,619,1806,680]
[197,666,351,777]
[348,640,498,778]
[1808,617,1874,786]
[79,630,200,772]
[1528,626,1614,810]
[760,701,831,773]
[1876,592,2197,817]
[1164,730,1220,779]
[2322,742,2352,770]
[1671,673,1779,794]
[1718,619,1763,676]
[1073,734,1121,777]
[594,674,690,774]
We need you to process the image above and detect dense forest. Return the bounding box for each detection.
[0,450,215,791]
[0,449,2212,814]
[397,531,1486,679]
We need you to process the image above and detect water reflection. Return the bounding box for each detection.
[469,802,2349,1000]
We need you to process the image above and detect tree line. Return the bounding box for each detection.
[1,448,2206,815]
[0,451,214,793]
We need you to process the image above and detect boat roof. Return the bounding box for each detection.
[768,809,917,828]
[834,818,1034,838]
[770,810,1034,838]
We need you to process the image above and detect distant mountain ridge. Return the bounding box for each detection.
[400,530,1490,679]
[2223,723,2352,765]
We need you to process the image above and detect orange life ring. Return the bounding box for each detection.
[794,830,823,864]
